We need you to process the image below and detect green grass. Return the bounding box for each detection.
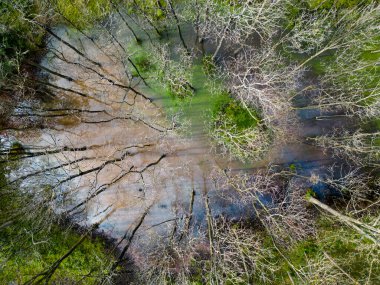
[131,49,157,76]
[267,216,379,284]
[325,38,379,107]
[211,93,259,131]
[245,216,380,284]
[0,144,114,284]
[184,212,380,284]
[0,225,113,284]
[160,213,380,284]
[364,118,380,132]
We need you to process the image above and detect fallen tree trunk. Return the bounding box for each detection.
[306,196,380,244]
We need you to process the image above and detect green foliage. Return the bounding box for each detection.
[0,224,113,284]
[130,48,157,79]
[125,0,167,22]
[201,55,217,76]
[1,0,379,283]
[54,0,113,30]
[212,0,242,13]
[238,217,380,284]
[0,0,45,83]
[166,77,195,99]
[273,216,380,284]
[212,93,258,131]
[283,0,378,57]
[320,36,380,109]
[0,143,113,284]
[315,217,379,281]
[280,0,379,118]
[210,91,271,161]
[129,40,269,162]
[174,214,379,284]
[305,188,316,199]
[289,163,297,172]
[307,0,374,9]
[152,46,195,99]
[364,118,380,132]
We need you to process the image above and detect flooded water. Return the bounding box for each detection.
[2,14,342,251]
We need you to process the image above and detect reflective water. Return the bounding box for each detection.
[3,15,342,250]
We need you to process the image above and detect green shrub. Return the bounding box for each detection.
[212,93,259,131]
[0,147,114,284]
[0,0,45,82]
[210,92,271,161]
[54,0,112,30]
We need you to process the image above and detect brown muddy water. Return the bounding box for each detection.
[2,19,343,252]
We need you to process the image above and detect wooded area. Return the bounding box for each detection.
[0,0,379,284]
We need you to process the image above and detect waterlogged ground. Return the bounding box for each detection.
[3,25,251,248]
[2,18,344,251]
